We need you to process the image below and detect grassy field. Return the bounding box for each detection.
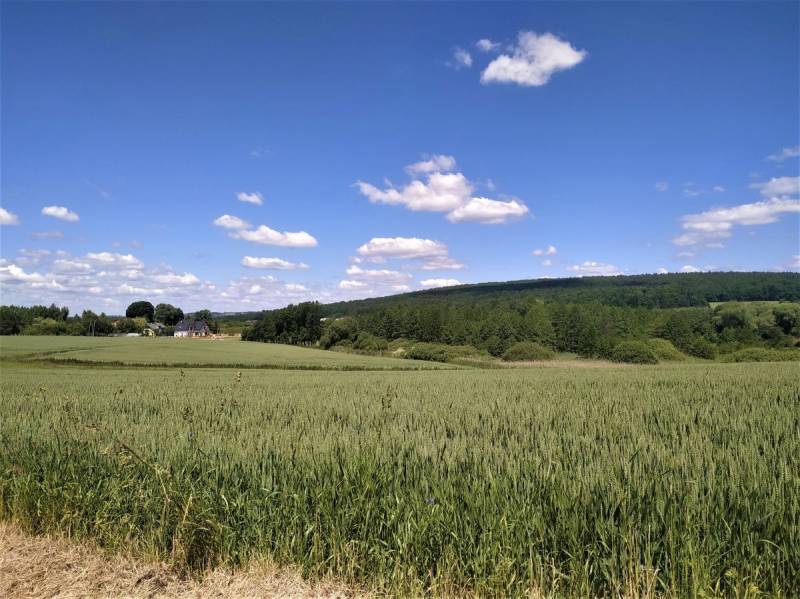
[0,335,451,370]
[1,339,798,597]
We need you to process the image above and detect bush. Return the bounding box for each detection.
[352,332,389,352]
[611,341,659,364]
[404,343,484,363]
[720,348,800,363]
[647,339,686,361]
[502,341,555,362]
[685,337,716,359]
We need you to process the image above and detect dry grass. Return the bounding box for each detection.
[0,521,364,599]
[502,359,629,368]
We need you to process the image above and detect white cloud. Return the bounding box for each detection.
[752,176,800,197]
[31,231,64,239]
[357,156,529,224]
[241,256,309,270]
[712,185,725,193]
[52,259,92,273]
[481,31,586,87]
[789,255,800,270]
[230,225,318,248]
[85,252,145,269]
[541,259,553,267]
[419,256,465,270]
[476,38,500,52]
[451,47,473,69]
[0,260,48,283]
[357,237,449,260]
[654,181,669,192]
[151,272,201,285]
[420,278,461,289]
[0,207,20,225]
[284,283,307,292]
[673,197,800,246]
[766,146,800,162]
[391,284,411,292]
[657,267,669,274]
[680,265,703,273]
[345,264,412,283]
[532,245,557,256]
[405,154,457,175]
[213,214,251,230]
[568,261,622,276]
[237,191,263,205]
[338,279,368,290]
[446,196,529,224]
[41,205,79,222]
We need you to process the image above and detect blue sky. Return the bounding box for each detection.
[1,1,798,314]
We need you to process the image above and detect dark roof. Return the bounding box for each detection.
[174,319,210,332]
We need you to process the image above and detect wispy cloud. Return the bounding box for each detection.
[532,245,557,256]
[237,191,263,206]
[568,261,622,276]
[241,256,309,270]
[420,278,461,289]
[476,38,500,52]
[766,146,800,162]
[449,47,473,70]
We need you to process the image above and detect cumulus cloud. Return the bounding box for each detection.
[237,192,263,205]
[420,278,461,289]
[41,205,79,222]
[0,207,20,225]
[673,197,800,246]
[405,154,457,175]
[241,256,309,270]
[752,176,800,197]
[766,146,800,162]
[446,197,529,224]
[345,264,412,283]
[532,245,557,256]
[450,47,473,69]
[654,181,669,192]
[213,214,251,230]
[338,279,368,290]
[52,259,92,273]
[481,31,586,87]
[476,38,500,52]
[214,214,318,247]
[356,155,529,224]
[0,260,49,284]
[357,237,449,261]
[568,261,622,276]
[85,252,144,269]
[151,272,201,285]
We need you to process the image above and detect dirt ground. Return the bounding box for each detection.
[0,522,363,599]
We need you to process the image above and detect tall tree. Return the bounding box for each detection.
[126,301,155,322]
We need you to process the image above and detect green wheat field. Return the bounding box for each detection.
[1,337,798,597]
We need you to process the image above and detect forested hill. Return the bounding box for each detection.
[321,272,800,316]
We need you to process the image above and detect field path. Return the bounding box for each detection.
[0,522,363,599]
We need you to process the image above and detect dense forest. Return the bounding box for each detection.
[241,272,800,362]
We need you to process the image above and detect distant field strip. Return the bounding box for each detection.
[1,361,798,597]
[0,336,452,370]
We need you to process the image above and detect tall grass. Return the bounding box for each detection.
[1,363,798,596]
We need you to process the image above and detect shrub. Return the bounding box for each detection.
[685,337,716,359]
[720,348,800,363]
[647,339,686,361]
[611,341,659,364]
[352,332,389,352]
[404,343,483,363]
[502,341,555,362]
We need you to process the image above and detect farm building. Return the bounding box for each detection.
[143,322,166,336]
[174,319,211,338]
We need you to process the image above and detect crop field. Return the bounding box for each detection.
[0,335,450,370]
[1,339,798,598]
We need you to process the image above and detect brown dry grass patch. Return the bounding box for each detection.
[0,521,364,598]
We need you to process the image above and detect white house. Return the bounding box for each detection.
[173,319,211,338]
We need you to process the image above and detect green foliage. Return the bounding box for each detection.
[125,301,154,322]
[0,360,798,596]
[646,338,686,361]
[22,317,70,336]
[686,337,717,359]
[610,341,659,364]
[114,317,141,334]
[403,342,484,363]
[154,303,184,326]
[243,302,322,346]
[502,341,555,361]
[720,347,800,363]
[351,332,388,352]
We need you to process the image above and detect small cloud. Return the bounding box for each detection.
[568,261,622,276]
[751,176,800,198]
[405,154,457,175]
[481,31,586,87]
[420,278,461,289]
[766,146,800,162]
[31,231,64,239]
[237,191,263,206]
[419,256,465,271]
[357,237,449,261]
[541,259,553,267]
[532,245,557,256]
[449,47,473,70]
[712,185,725,193]
[41,205,79,222]
[0,207,20,225]
[446,197,529,224]
[241,256,309,270]
[476,38,500,52]
[657,267,669,274]
[213,214,251,230]
[338,279,368,290]
[231,226,318,248]
[654,181,669,192]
